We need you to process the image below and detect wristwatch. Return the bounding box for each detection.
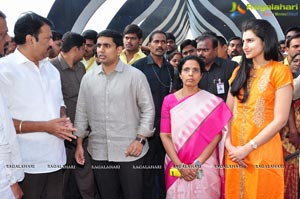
[249,139,258,149]
[135,137,146,145]
[194,160,202,168]
[193,160,203,179]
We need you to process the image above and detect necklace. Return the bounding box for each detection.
[151,65,173,93]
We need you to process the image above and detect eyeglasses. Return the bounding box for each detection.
[182,67,200,74]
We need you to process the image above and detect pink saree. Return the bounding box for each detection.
[161,90,232,199]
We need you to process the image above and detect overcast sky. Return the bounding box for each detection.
[1,0,55,36]
[1,0,127,36]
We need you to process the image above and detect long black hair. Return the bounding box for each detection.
[230,19,279,102]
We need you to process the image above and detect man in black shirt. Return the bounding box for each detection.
[197,34,238,101]
[133,30,174,199]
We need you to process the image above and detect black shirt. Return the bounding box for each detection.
[199,57,238,101]
[133,55,174,134]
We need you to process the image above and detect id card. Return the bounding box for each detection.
[217,82,225,94]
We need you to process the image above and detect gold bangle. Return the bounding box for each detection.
[19,120,23,134]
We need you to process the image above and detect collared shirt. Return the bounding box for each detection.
[119,49,146,65]
[50,54,86,123]
[199,57,238,101]
[81,56,97,71]
[283,56,289,66]
[74,60,155,162]
[0,49,66,174]
[0,93,24,185]
[133,55,174,133]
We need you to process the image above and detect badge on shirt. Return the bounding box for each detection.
[216,78,225,94]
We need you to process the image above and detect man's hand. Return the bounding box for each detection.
[46,118,77,141]
[75,144,85,165]
[125,140,143,157]
[10,183,23,199]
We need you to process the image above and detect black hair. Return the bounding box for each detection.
[166,32,176,42]
[180,39,197,53]
[97,29,123,47]
[291,52,300,62]
[0,11,6,19]
[216,36,227,46]
[148,30,166,43]
[82,29,97,44]
[177,55,204,74]
[123,24,143,39]
[278,39,285,45]
[228,36,242,44]
[230,19,279,102]
[60,31,85,52]
[167,51,182,62]
[285,26,300,37]
[286,33,300,48]
[196,34,218,49]
[52,30,62,41]
[200,30,217,38]
[14,12,53,45]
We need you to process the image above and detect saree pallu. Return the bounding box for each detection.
[162,90,232,199]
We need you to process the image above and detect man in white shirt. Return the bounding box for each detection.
[0,10,24,199]
[0,93,24,199]
[0,12,76,199]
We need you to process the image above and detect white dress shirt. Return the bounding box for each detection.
[0,93,24,197]
[0,49,66,173]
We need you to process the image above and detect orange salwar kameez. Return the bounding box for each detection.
[225,61,293,199]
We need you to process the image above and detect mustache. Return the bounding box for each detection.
[198,56,205,60]
[156,47,164,51]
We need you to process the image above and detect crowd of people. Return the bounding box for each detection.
[0,9,299,199]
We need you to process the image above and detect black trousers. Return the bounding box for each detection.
[92,156,145,199]
[143,135,166,199]
[20,169,63,199]
[63,141,81,199]
[73,138,98,199]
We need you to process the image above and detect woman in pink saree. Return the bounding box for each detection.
[160,56,232,199]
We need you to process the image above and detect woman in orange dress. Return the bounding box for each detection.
[224,19,293,199]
